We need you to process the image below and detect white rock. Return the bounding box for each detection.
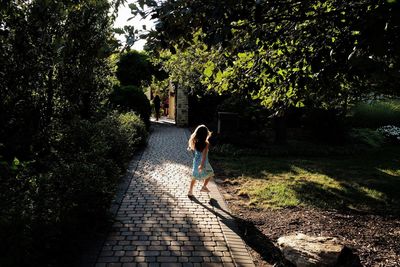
[277,233,344,267]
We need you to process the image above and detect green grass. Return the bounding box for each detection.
[351,99,400,128]
[212,146,400,214]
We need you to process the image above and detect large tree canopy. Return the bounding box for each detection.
[116,50,153,86]
[0,0,120,159]
[132,0,400,113]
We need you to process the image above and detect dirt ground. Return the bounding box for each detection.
[217,181,400,267]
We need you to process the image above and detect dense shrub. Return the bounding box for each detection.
[0,112,147,266]
[188,93,226,126]
[116,50,153,86]
[110,85,151,128]
[350,100,400,128]
[349,128,385,148]
[0,1,144,266]
[116,111,148,148]
[302,108,349,144]
[217,96,271,131]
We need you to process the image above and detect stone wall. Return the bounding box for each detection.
[175,85,188,126]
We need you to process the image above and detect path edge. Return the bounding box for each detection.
[184,129,256,267]
[79,145,146,267]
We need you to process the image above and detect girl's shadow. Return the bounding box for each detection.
[188,195,291,266]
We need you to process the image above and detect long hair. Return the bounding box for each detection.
[188,125,212,152]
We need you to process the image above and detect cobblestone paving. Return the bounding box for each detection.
[95,123,254,267]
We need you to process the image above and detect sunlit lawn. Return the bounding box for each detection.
[212,146,400,215]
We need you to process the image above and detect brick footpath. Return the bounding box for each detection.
[95,122,255,267]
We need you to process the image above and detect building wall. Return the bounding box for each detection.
[175,84,188,126]
[167,81,175,120]
[168,94,175,120]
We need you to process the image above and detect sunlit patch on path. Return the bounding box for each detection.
[95,123,254,266]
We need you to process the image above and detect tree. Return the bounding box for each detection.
[0,0,123,265]
[110,85,151,128]
[116,50,154,86]
[112,1,400,141]
[132,0,400,142]
[1,0,118,158]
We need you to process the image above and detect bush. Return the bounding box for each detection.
[302,108,349,144]
[0,112,148,266]
[349,128,385,148]
[116,50,153,86]
[110,85,151,128]
[188,93,225,126]
[97,111,147,169]
[350,100,400,128]
[217,96,271,132]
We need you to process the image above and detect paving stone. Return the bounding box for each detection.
[188,257,203,263]
[139,251,160,257]
[97,257,119,263]
[125,251,139,257]
[114,251,125,257]
[120,257,134,263]
[161,264,182,267]
[95,124,254,266]
[157,256,178,262]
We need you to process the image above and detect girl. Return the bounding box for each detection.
[187,125,214,197]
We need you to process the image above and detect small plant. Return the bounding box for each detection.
[351,100,400,128]
[377,125,400,142]
[349,128,385,148]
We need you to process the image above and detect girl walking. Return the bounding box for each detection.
[187,125,214,197]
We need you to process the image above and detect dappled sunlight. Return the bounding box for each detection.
[357,185,385,201]
[288,180,387,212]
[216,152,400,214]
[97,123,251,265]
[377,167,400,177]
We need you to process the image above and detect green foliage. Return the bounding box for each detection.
[115,111,148,150]
[302,109,349,144]
[213,146,400,214]
[0,0,117,160]
[116,50,154,86]
[156,32,218,96]
[377,125,400,143]
[351,100,400,128]
[217,95,271,133]
[0,0,143,265]
[349,128,385,148]
[110,85,151,128]
[136,0,400,115]
[0,112,147,266]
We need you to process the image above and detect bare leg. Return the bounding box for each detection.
[200,177,212,192]
[188,179,196,196]
[203,177,211,187]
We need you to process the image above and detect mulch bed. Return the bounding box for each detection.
[217,181,400,267]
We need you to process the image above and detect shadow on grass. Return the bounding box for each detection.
[290,160,400,215]
[189,196,294,266]
[290,181,391,214]
[213,147,400,216]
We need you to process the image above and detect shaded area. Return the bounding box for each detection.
[82,122,247,266]
[219,203,400,267]
[213,146,400,215]
[212,146,400,266]
[211,198,294,267]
